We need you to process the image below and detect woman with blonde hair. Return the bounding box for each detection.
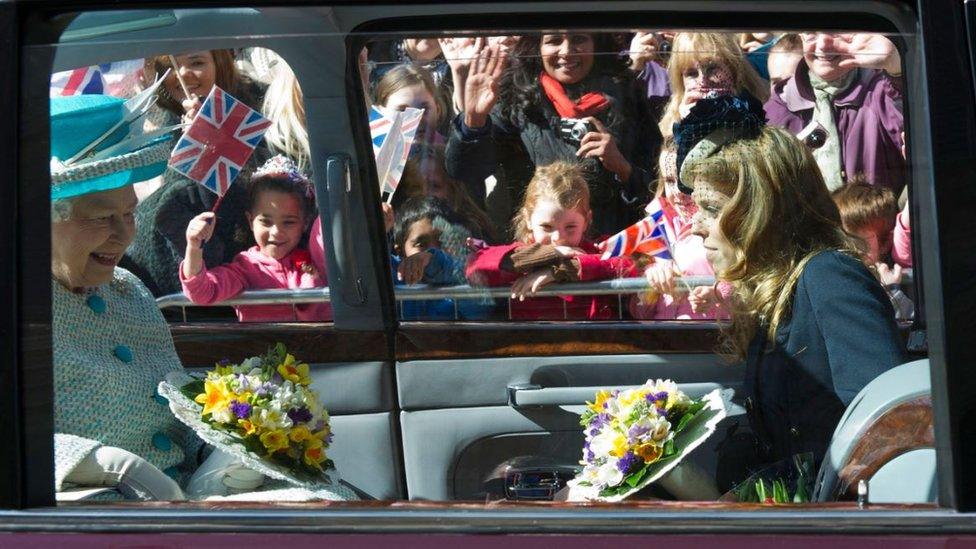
[675,95,904,471]
[659,32,769,140]
[262,61,311,173]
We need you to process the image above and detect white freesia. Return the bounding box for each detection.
[596,461,624,487]
[211,406,233,424]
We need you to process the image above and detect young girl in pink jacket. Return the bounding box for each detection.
[466,162,635,320]
[180,155,331,322]
[631,146,730,320]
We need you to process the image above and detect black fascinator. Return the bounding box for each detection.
[672,93,767,194]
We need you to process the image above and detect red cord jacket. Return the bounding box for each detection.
[465,240,636,320]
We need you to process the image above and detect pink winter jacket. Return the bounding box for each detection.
[892,205,912,268]
[630,199,730,320]
[180,246,332,322]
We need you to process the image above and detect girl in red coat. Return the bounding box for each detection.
[465,161,635,320]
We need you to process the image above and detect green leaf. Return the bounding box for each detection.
[180,379,205,401]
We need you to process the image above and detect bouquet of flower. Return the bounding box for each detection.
[567,379,728,501]
[173,343,334,484]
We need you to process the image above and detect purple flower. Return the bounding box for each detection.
[586,449,595,462]
[645,391,668,403]
[288,407,313,424]
[254,382,274,396]
[229,400,252,419]
[590,413,611,430]
[616,451,639,474]
[628,423,651,441]
[218,358,231,367]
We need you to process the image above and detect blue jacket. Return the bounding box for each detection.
[743,251,906,465]
[391,249,494,320]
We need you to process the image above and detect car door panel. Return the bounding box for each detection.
[397,352,744,500]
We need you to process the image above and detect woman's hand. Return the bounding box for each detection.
[834,33,901,75]
[398,251,433,285]
[629,31,660,72]
[643,259,681,296]
[577,117,633,181]
[180,95,203,126]
[65,445,184,501]
[511,267,558,301]
[876,262,904,288]
[463,44,507,129]
[186,212,216,250]
[441,37,486,112]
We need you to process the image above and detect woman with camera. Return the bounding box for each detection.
[445,34,661,238]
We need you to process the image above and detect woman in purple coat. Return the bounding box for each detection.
[764,33,905,194]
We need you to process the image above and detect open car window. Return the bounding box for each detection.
[29,3,948,524]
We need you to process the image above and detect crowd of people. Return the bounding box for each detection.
[110,32,913,320]
[73,31,912,326]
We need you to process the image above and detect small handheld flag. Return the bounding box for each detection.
[600,209,673,261]
[369,105,424,201]
[168,86,272,197]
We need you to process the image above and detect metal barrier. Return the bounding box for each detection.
[155,270,913,322]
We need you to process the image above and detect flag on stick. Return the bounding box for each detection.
[168,86,271,196]
[600,207,673,261]
[368,105,423,200]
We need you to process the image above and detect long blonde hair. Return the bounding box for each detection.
[262,61,310,173]
[683,127,859,359]
[512,162,591,243]
[659,33,770,139]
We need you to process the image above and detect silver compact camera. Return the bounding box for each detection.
[557,118,596,145]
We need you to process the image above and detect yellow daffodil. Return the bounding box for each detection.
[303,438,327,467]
[289,425,312,443]
[277,354,311,386]
[634,442,663,464]
[259,430,290,454]
[239,420,258,436]
[312,423,332,440]
[195,379,232,417]
[587,390,612,413]
[619,390,641,408]
[609,433,629,458]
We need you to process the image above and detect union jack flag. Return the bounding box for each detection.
[369,105,424,196]
[168,86,272,196]
[50,60,144,98]
[600,206,673,261]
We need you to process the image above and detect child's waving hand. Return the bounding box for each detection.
[186,212,216,250]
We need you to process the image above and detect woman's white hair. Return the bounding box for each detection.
[51,198,74,223]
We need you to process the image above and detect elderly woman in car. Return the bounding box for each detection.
[49,93,355,502]
[50,94,197,500]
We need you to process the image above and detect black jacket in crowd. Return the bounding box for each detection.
[445,73,662,238]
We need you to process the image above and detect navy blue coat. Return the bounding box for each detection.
[743,250,906,465]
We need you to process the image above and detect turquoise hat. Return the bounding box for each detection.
[49,93,175,200]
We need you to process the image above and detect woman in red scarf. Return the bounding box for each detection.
[445,33,662,239]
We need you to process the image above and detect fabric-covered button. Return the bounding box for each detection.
[86,294,106,315]
[164,466,180,479]
[152,432,172,452]
[113,345,133,363]
[153,389,168,406]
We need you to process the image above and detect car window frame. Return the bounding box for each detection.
[3,0,976,530]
